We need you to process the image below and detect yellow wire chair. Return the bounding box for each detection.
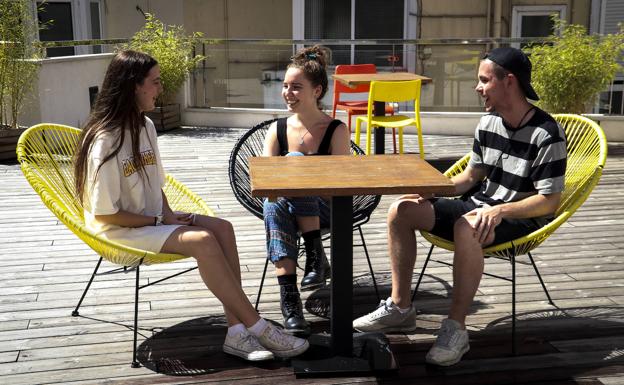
[354,79,424,157]
[410,114,608,355]
[17,123,215,368]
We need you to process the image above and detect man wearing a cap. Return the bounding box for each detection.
[353,47,566,366]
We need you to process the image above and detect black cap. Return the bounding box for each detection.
[484,47,540,101]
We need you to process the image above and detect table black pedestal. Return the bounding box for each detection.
[374,100,386,154]
[292,196,397,377]
[292,332,397,377]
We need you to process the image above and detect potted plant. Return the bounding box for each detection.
[124,14,204,131]
[526,17,624,114]
[0,0,43,160]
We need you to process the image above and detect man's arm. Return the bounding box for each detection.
[449,164,487,197]
[471,192,561,244]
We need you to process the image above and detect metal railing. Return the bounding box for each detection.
[36,38,624,115]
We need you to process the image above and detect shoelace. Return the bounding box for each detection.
[304,249,320,275]
[266,325,293,347]
[434,323,456,348]
[236,332,263,350]
[282,291,303,318]
[368,299,391,320]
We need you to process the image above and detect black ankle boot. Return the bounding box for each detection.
[280,284,310,335]
[300,237,331,291]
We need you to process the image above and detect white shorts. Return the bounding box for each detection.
[102,224,183,253]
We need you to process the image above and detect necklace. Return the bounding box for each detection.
[299,128,310,145]
[514,105,535,128]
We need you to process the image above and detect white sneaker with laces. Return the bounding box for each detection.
[255,322,309,358]
[223,329,274,361]
[425,318,470,366]
[352,297,417,333]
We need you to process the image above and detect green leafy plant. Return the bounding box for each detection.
[124,13,204,105]
[527,17,624,114]
[0,0,44,129]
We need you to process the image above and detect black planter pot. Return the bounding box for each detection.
[146,103,181,132]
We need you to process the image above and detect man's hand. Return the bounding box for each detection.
[465,205,503,244]
[397,193,436,203]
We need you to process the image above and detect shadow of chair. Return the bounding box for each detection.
[331,64,397,152]
[16,123,215,368]
[354,79,424,157]
[228,118,382,311]
[411,113,608,354]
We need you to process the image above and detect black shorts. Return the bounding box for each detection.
[429,197,545,247]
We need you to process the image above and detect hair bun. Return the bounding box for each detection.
[292,45,330,69]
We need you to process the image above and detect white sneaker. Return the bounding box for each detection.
[425,318,470,366]
[352,297,417,333]
[223,329,274,361]
[255,322,310,358]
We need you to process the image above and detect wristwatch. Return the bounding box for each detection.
[154,214,164,226]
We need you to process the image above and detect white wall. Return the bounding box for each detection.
[20,53,113,128]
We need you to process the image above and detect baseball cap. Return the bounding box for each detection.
[483,47,540,101]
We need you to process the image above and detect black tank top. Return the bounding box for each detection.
[276,118,343,156]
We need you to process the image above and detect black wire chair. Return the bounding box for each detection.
[228,118,382,310]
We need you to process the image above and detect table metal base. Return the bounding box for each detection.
[292,332,398,377]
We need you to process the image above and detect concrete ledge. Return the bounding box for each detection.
[183,107,623,142]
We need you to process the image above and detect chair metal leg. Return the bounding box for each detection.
[72,257,103,316]
[511,254,516,356]
[255,258,270,312]
[527,251,554,305]
[131,263,141,368]
[358,225,380,302]
[411,244,435,302]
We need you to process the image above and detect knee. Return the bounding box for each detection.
[263,199,286,217]
[387,199,408,224]
[387,199,428,230]
[214,218,235,237]
[453,217,478,244]
[191,229,218,258]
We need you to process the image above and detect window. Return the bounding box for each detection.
[90,1,102,54]
[511,5,566,49]
[35,0,104,57]
[295,0,416,70]
[37,1,75,57]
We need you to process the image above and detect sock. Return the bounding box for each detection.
[302,229,321,243]
[227,323,247,337]
[388,296,411,313]
[397,306,412,314]
[302,230,322,257]
[278,274,297,287]
[248,318,268,336]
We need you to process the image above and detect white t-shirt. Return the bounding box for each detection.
[84,117,181,252]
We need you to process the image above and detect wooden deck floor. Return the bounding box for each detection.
[1,126,623,385]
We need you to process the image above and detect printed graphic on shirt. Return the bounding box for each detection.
[122,149,157,177]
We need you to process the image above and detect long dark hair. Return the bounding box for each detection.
[288,45,330,109]
[74,50,158,204]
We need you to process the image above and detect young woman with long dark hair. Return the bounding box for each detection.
[74,50,309,362]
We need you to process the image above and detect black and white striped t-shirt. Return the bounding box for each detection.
[468,108,566,220]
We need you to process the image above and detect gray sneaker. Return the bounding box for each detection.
[223,329,274,361]
[425,318,470,366]
[255,322,310,358]
[352,297,417,333]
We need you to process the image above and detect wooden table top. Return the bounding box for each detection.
[332,72,432,88]
[250,155,455,199]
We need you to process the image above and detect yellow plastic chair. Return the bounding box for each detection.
[411,114,608,354]
[17,123,215,368]
[354,79,424,157]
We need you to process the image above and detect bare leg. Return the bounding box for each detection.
[447,214,491,328]
[387,196,436,308]
[160,220,260,327]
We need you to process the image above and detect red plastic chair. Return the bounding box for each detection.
[332,64,397,152]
